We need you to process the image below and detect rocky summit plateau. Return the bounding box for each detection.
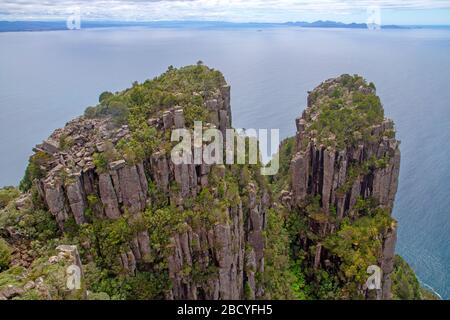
[0,65,433,300]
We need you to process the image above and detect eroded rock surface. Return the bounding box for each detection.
[29,78,266,299]
[288,75,401,299]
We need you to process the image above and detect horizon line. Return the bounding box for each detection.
[1,19,450,27]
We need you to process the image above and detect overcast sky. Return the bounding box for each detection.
[1,0,450,25]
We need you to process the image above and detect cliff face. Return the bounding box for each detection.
[287,75,400,299]
[28,66,267,300]
[0,68,404,300]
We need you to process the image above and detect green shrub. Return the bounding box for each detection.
[0,204,58,243]
[20,151,52,192]
[59,134,74,151]
[0,238,12,271]
[184,105,209,127]
[77,216,137,272]
[0,186,20,209]
[117,124,160,163]
[88,292,111,300]
[268,137,294,193]
[99,91,114,103]
[0,266,26,290]
[93,153,108,173]
[123,271,169,300]
[391,255,422,300]
[89,275,129,300]
[20,209,59,241]
[313,269,339,299]
[323,211,394,298]
[262,209,298,299]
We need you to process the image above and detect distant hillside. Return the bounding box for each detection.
[0,20,408,32]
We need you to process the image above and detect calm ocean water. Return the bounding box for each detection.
[0,27,449,299]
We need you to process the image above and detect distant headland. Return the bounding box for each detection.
[1,20,449,32]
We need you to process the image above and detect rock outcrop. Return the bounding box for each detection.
[0,244,87,300]
[29,73,266,299]
[288,75,401,299]
[7,68,404,300]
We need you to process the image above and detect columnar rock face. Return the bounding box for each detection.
[292,117,400,217]
[167,207,245,300]
[380,227,397,300]
[19,69,403,300]
[32,80,266,300]
[289,75,401,299]
[166,182,268,300]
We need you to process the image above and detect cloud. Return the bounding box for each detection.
[1,0,449,22]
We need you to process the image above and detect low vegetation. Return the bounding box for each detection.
[0,238,11,271]
[306,74,385,149]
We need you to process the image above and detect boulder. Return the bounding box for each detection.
[109,159,126,171]
[40,139,60,154]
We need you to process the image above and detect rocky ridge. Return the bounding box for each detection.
[0,68,405,300]
[287,74,400,299]
[20,67,267,300]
